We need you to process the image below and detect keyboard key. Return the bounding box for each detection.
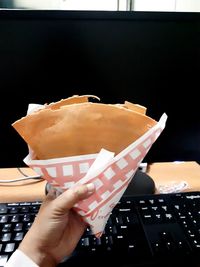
[14,232,24,241]
[0,205,7,215]
[0,216,8,223]
[0,255,9,266]
[1,233,11,242]
[2,224,12,233]
[9,207,19,214]
[4,243,15,253]
[13,223,23,232]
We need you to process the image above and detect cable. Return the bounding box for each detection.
[0,168,43,183]
[17,167,29,177]
[0,163,147,184]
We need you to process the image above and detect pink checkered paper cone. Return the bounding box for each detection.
[24,113,167,237]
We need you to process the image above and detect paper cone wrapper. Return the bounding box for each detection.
[24,113,167,237]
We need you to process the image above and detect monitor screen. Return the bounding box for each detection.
[0,10,199,167]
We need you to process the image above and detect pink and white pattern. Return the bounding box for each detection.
[24,113,167,237]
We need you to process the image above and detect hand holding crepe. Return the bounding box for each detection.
[12,95,157,160]
[11,95,167,237]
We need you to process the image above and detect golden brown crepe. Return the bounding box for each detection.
[12,95,157,160]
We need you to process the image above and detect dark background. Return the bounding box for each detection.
[0,10,199,167]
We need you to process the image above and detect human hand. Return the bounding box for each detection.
[19,183,95,267]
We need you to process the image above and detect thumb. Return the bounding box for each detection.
[53,183,95,213]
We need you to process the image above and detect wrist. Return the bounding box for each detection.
[19,241,57,267]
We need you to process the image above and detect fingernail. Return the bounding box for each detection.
[48,188,56,197]
[86,183,95,193]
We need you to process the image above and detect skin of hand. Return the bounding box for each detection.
[19,183,95,267]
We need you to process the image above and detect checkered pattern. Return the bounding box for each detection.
[30,156,96,189]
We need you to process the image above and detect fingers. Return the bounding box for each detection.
[53,183,95,214]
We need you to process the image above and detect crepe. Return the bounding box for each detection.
[12,95,157,160]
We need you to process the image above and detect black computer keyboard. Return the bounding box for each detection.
[0,191,200,267]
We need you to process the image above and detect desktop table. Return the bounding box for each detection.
[0,161,199,203]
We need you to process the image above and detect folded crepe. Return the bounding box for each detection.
[12,95,157,160]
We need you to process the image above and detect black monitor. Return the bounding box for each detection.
[0,10,199,167]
